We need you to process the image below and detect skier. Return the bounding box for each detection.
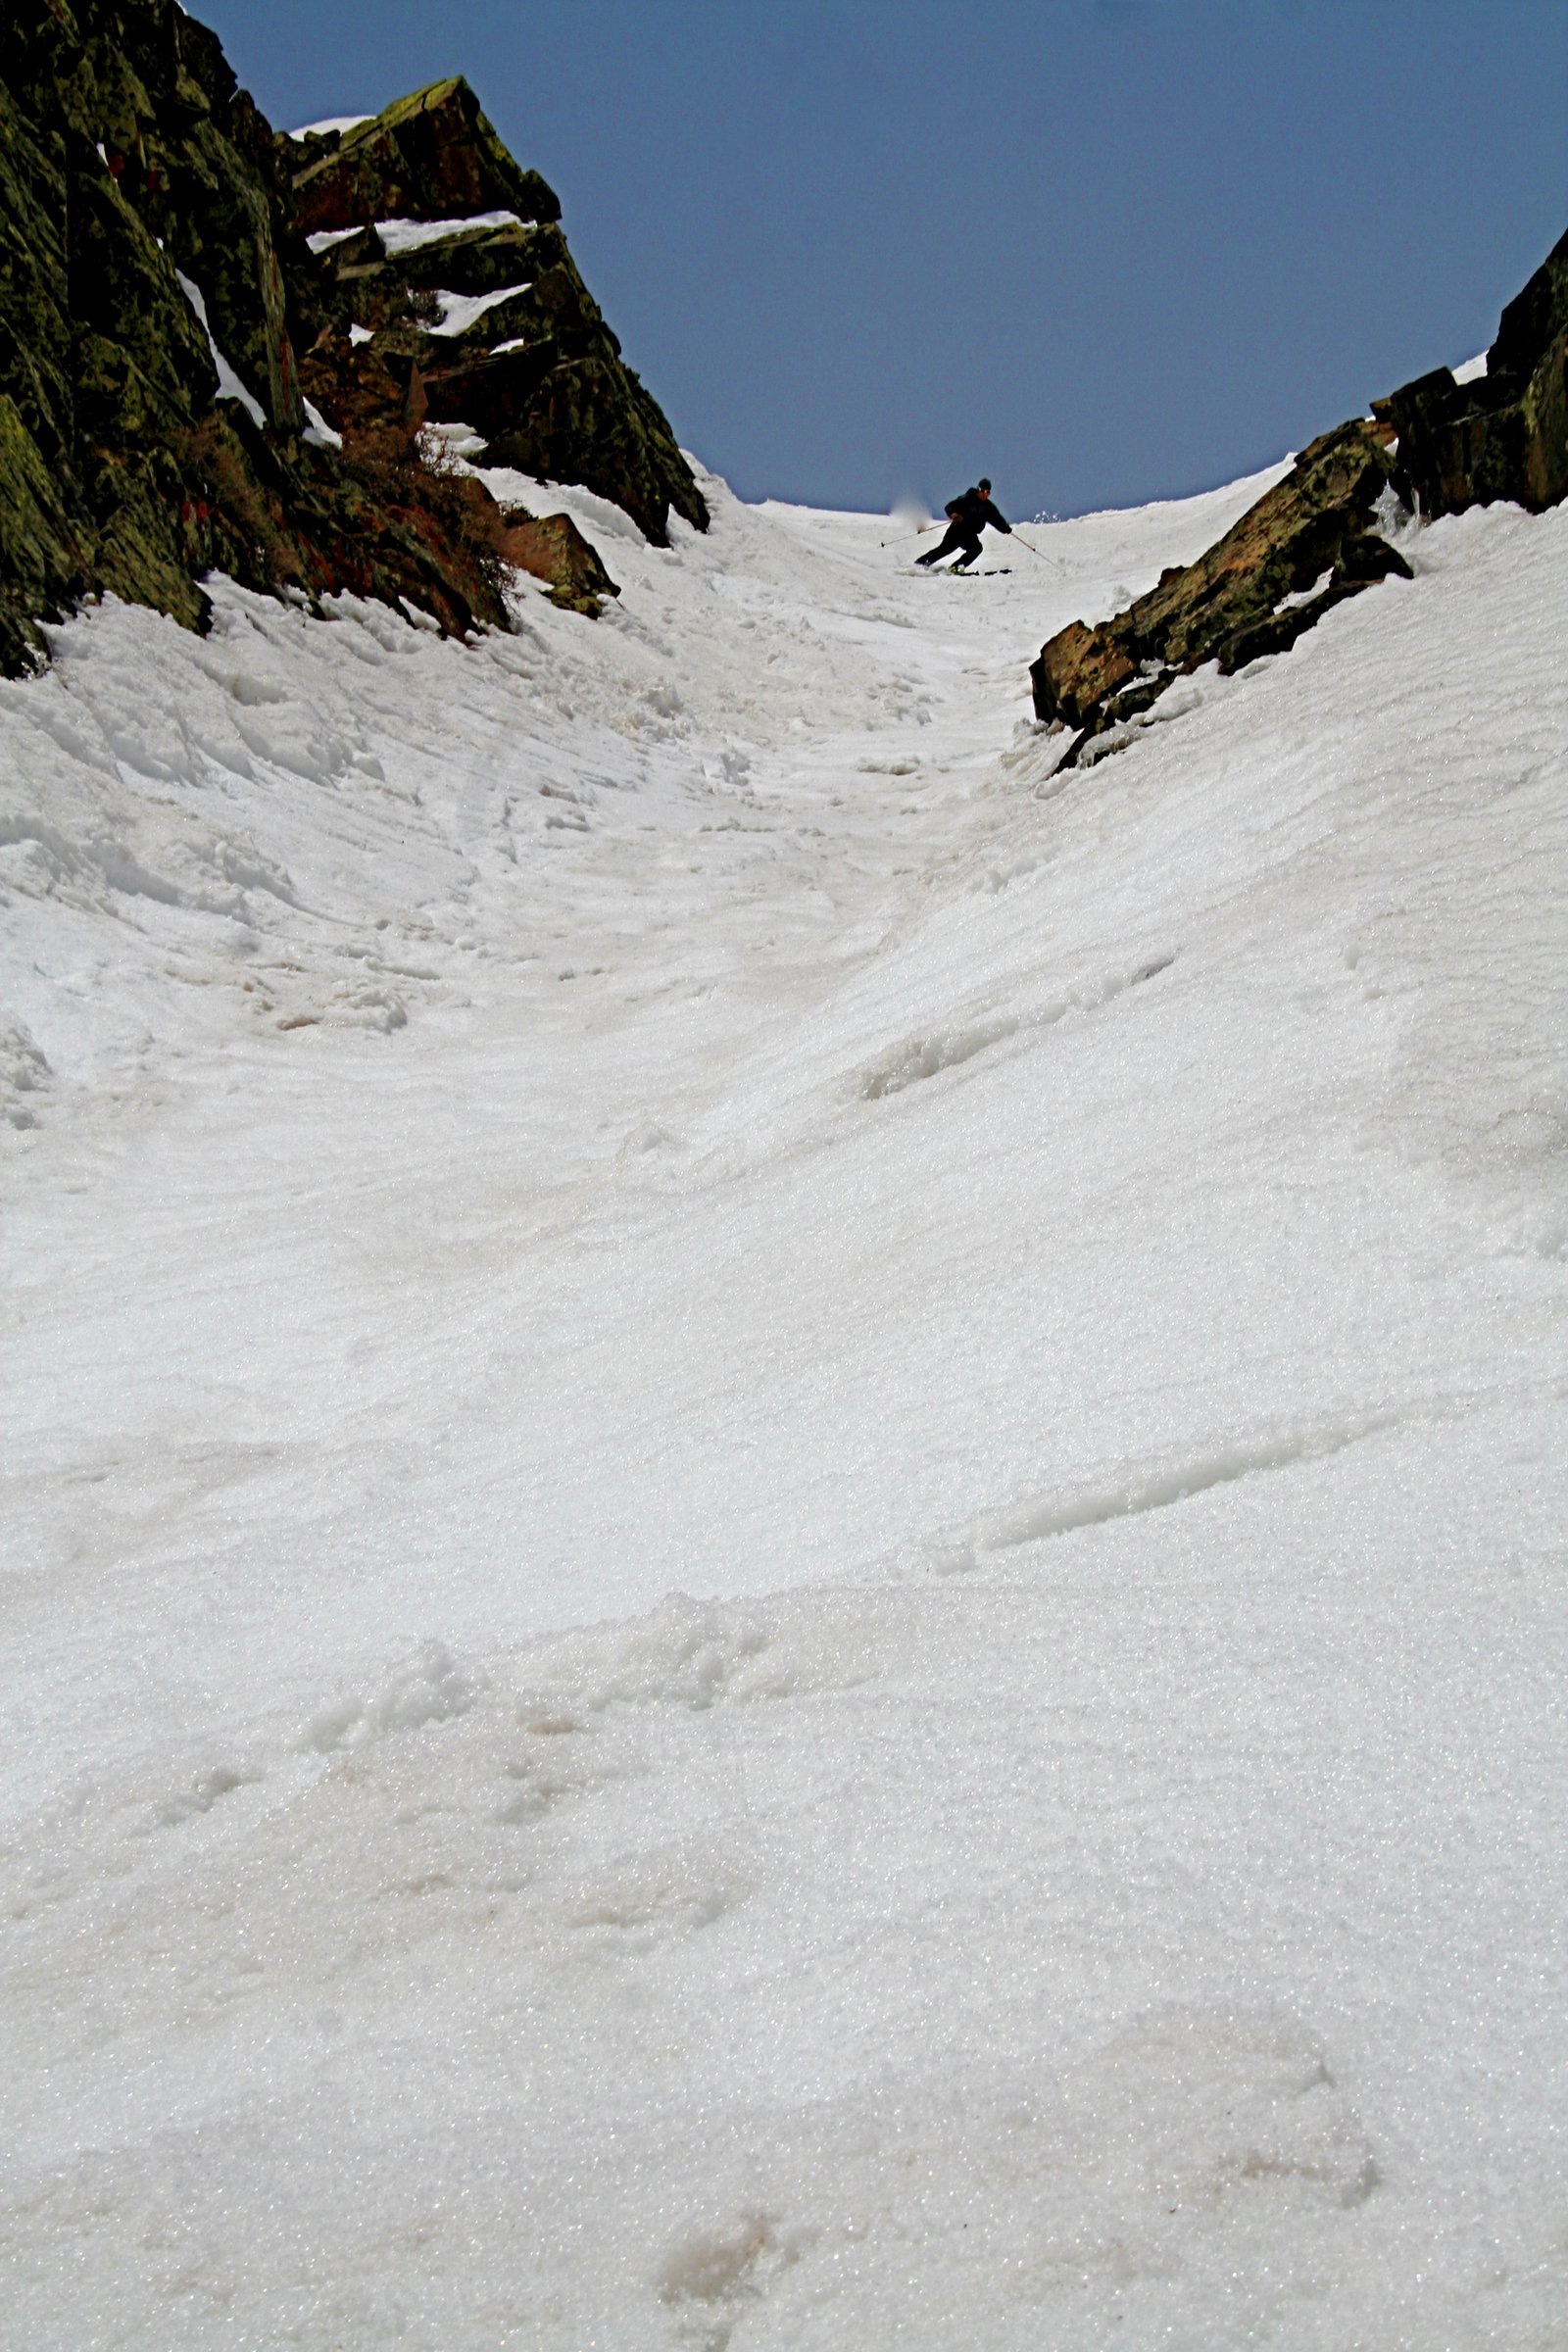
[916,479,1012,571]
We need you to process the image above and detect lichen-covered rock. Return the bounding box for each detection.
[1373,224,1568,518]
[0,393,87,675]
[0,0,236,666]
[1031,419,1411,753]
[298,129,710,548]
[0,0,391,663]
[57,1,307,433]
[1031,224,1566,760]
[501,512,620,615]
[300,323,428,439]
[162,377,528,646]
[1,6,706,672]
[367,217,546,302]
[290,79,561,240]
[420,343,706,549]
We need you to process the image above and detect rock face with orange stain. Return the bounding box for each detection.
[1029,420,1410,759]
[1,12,702,674]
[499,513,621,617]
[1030,222,1566,763]
[293,84,708,551]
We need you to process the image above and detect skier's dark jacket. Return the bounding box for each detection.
[945,487,1011,535]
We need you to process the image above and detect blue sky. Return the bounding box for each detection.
[205,0,1568,519]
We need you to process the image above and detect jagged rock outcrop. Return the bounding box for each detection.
[0,3,705,675]
[290,79,562,242]
[1030,420,1410,752]
[1373,223,1568,518]
[293,82,708,548]
[500,513,619,617]
[1032,225,1568,760]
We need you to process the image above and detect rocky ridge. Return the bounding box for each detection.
[1031,224,1568,761]
[289,78,707,552]
[0,1,705,676]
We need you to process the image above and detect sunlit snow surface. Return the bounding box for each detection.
[2,462,1566,2348]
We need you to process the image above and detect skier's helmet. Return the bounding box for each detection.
[978,478,992,493]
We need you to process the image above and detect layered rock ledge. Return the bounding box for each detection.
[1030,420,1409,753]
[0,4,705,674]
[1031,224,1568,762]
[290,80,707,550]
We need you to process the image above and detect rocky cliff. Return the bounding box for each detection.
[1373,225,1568,520]
[1031,225,1568,760]
[0,0,707,676]
[288,78,707,551]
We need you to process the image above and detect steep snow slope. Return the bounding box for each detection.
[1,464,1565,2350]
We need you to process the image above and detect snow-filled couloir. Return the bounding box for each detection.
[2,461,1566,2348]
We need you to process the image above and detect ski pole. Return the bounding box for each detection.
[1012,533,1053,563]
[878,521,943,548]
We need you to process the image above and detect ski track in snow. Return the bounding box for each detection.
[2,457,1567,2349]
